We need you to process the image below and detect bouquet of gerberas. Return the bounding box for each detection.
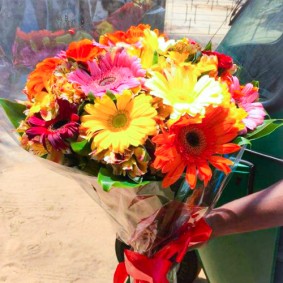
[1,24,281,282]
[12,28,93,69]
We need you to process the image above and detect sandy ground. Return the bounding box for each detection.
[0,126,118,282]
[0,124,207,283]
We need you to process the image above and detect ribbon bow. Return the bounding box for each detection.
[114,218,212,283]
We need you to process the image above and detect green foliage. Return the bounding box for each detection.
[98,167,149,191]
[204,41,212,51]
[106,90,117,102]
[80,159,100,176]
[251,80,259,88]
[87,92,96,103]
[0,98,26,128]
[187,51,202,64]
[233,136,252,147]
[246,119,283,140]
[152,50,159,65]
[70,139,91,156]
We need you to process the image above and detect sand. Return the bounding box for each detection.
[0,126,118,282]
[0,125,207,283]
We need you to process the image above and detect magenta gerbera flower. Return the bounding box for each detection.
[68,48,146,97]
[230,76,266,133]
[26,99,79,151]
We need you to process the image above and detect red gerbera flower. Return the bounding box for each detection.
[202,51,233,71]
[152,106,241,189]
[26,100,79,151]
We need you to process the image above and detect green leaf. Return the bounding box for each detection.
[233,136,252,147]
[186,51,202,64]
[0,98,26,129]
[78,101,87,116]
[98,167,150,191]
[106,90,116,102]
[204,41,212,51]
[70,139,91,156]
[252,80,259,88]
[87,92,96,103]
[152,50,159,65]
[80,159,100,176]
[246,119,283,140]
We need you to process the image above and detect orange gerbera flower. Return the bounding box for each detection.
[26,57,62,100]
[152,106,241,189]
[99,24,151,46]
[65,39,105,62]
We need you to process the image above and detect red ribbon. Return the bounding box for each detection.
[114,218,212,283]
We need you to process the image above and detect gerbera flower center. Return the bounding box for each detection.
[186,131,200,147]
[52,120,68,130]
[111,111,129,129]
[178,127,207,156]
[99,76,116,86]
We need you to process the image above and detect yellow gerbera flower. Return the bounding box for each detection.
[140,29,174,68]
[145,63,225,121]
[194,54,218,74]
[81,91,157,154]
[228,103,248,131]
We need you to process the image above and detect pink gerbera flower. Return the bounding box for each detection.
[230,76,266,133]
[26,99,79,151]
[68,49,146,97]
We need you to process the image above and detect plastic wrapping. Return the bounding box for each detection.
[76,148,245,255]
[0,0,166,99]
[0,141,243,256]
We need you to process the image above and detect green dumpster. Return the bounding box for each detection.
[198,137,283,283]
[197,0,283,282]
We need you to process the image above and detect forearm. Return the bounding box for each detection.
[206,180,283,237]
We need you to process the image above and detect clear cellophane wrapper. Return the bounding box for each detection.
[0,116,245,283]
[73,150,244,255]
[12,28,93,70]
[1,115,242,246]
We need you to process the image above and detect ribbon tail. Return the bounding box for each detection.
[155,218,212,263]
[125,250,172,283]
[176,218,212,262]
[114,262,129,283]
